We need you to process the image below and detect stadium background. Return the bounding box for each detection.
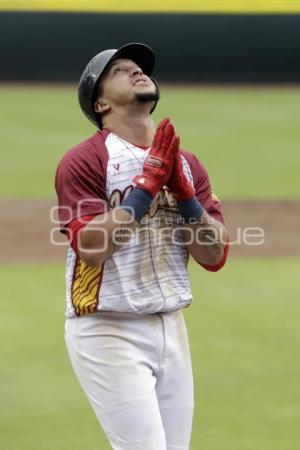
[0,1,299,449]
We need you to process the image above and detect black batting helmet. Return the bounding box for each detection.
[78,43,160,129]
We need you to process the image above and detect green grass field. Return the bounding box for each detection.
[1,84,299,449]
[0,85,299,199]
[0,260,299,450]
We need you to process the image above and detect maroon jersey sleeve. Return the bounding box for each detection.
[55,131,109,233]
[181,149,228,271]
[181,149,224,223]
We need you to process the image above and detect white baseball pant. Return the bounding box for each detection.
[65,309,194,450]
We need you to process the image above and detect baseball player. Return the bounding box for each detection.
[55,43,228,450]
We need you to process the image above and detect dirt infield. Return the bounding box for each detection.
[0,199,299,263]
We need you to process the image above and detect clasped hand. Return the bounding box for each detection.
[133,117,195,201]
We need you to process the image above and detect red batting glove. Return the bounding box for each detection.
[167,137,195,201]
[133,117,175,197]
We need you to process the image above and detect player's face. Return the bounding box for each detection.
[97,58,157,109]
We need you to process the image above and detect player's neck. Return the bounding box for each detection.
[104,111,155,147]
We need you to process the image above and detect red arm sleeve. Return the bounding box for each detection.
[55,132,109,234]
[181,149,229,271]
[67,215,96,253]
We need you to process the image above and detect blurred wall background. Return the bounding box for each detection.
[1,1,300,82]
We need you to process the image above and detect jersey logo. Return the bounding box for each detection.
[212,191,219,202]
[113,163,120,171]
[109,186,177,218]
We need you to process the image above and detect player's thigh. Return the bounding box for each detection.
[159,403,193,450]
[65,315,167,450]
[156,311,194,449]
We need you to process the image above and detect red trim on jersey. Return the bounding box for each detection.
[199,242,229,272]
[67,215,96,253]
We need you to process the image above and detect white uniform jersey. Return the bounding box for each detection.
[55,130,225,318]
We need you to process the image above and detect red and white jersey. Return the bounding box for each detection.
[55,130,226,318]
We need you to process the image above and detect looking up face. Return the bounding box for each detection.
[94,58,158,114]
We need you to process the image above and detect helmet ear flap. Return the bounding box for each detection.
[78,49,117,128]
[150,77,160,114]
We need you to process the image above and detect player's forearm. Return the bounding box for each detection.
[79,185,156,267]
[186,211,228,266]
[79,208,136,267]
